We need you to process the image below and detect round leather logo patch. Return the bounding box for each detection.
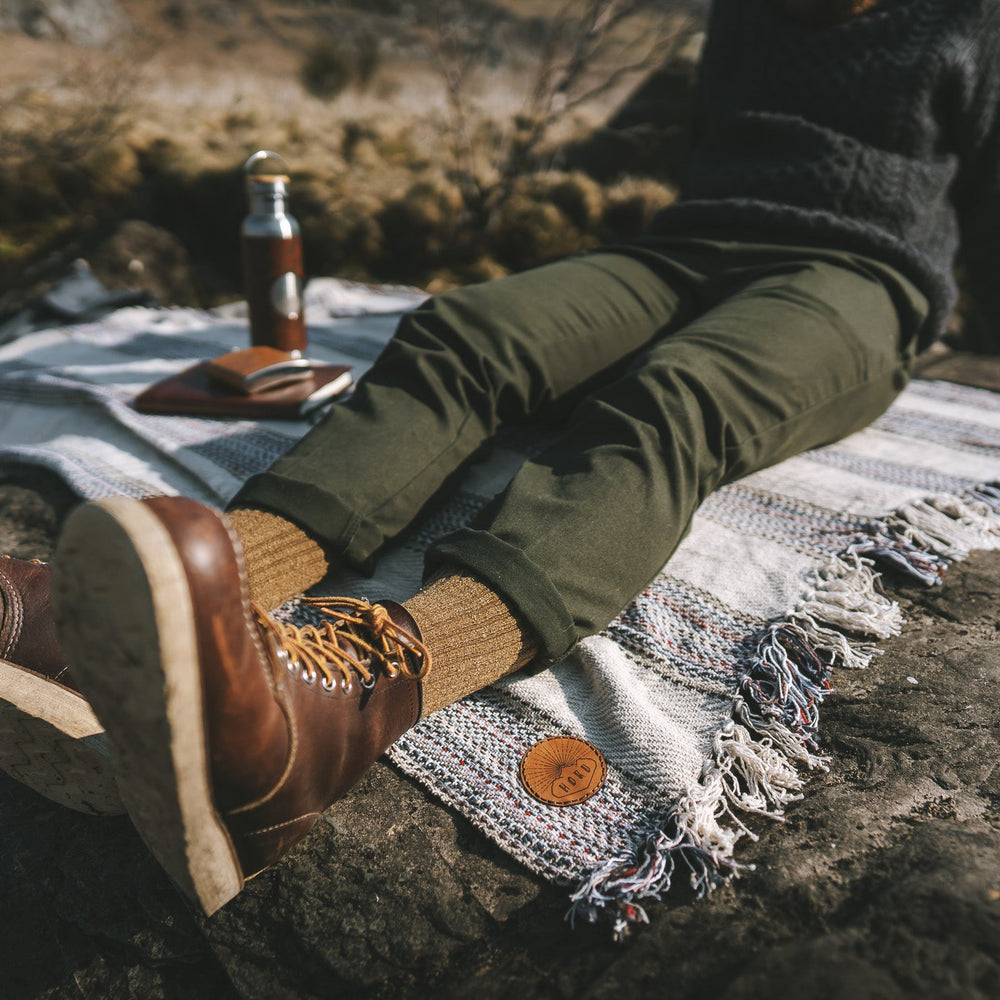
[519,736,607,806]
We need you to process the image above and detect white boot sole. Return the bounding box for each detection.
[52,497,243,915]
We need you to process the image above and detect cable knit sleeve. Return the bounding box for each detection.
[951,6,1000,351]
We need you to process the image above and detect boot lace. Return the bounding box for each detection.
[253,596,431,693]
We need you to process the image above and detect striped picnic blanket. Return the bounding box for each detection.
[1,279,998,935]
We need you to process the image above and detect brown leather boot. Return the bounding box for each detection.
[52,495,430,915]
[0,556,122,815]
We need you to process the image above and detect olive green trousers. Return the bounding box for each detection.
[234,236,929,664]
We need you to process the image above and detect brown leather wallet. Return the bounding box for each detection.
[134,360,352,420]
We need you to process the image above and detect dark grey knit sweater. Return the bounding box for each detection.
[652,0,1000,347]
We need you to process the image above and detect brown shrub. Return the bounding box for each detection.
[543,171,606,232]
[375,130,432,171]
[486,193,588,272]
[0,40,147,288]
[341,122,381,166]
[376,178,466,280]
[301,35,381,101]
[300,197,384,279]
[459,255,508,284]
[601,177,678,240]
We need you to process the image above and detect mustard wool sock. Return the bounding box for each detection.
[226,507,330,610]
[405,573,538,717]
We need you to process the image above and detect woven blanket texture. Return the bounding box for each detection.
[1,279,999,935]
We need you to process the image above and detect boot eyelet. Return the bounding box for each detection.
[386,660,400,679]
[361,674,377,690]
[273,642,291,670]
[340,676,354,694]
[321,675,335,692]
[302,669,317,685]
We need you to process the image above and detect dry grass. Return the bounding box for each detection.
[0,0,700,309]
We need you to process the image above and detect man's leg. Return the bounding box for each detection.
[50,244,926,911]
[229,248,705,608]
[421,250,929,672]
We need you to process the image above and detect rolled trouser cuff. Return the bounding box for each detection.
[425,528,577,666]
[229,472,386,572]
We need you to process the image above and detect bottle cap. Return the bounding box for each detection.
[244,150,290,199]
[243,149,290,181]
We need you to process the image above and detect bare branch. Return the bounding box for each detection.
[423,0,691,207]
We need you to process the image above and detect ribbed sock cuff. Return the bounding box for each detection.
[405,572,537,717]
[227,507,329,610]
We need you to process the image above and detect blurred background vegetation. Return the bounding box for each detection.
[0,0,707,318]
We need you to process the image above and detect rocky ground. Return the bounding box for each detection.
[1,354,999,1000]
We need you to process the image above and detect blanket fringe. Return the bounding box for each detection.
[849,490,1000,583]
[569,483,1000,937]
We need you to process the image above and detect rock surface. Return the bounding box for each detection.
[88,220,200,307]
[1,358,999,999]
[0,0,125,46]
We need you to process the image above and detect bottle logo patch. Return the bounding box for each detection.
[270,271,303,319]
[519,736,607,806]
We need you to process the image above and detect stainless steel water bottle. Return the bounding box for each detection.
[241,150,307,353]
